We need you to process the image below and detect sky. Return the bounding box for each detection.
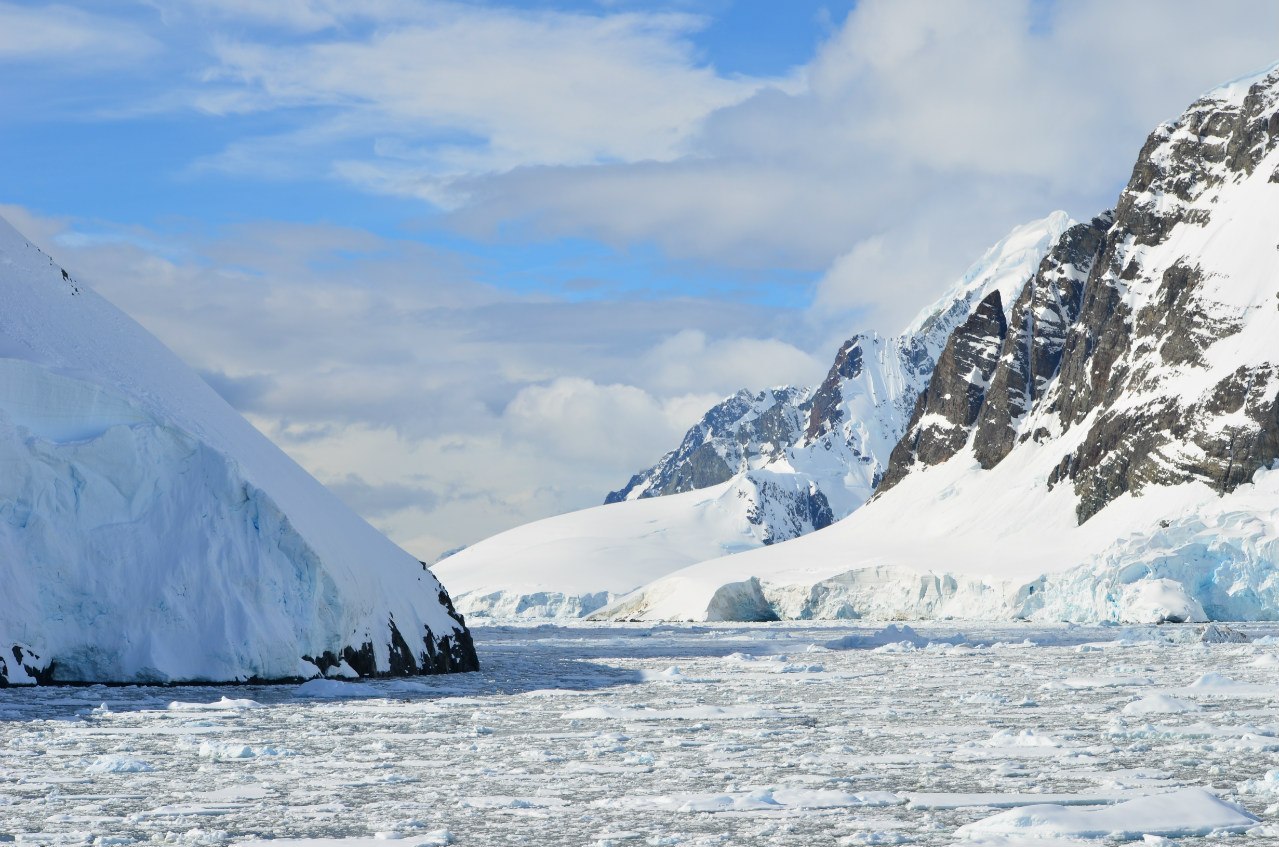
[2,0,1278,560]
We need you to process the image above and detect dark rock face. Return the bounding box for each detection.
[879,290,1009,491]
[0,645,55,687]
[606,387,807,502]
[971,215,1111,469]
[303,587,479,678]
[6,608,478,685]
[1044,72,1279,522]
[739,477,835,545]
[805,336,865,441]
[880,66,1279,525]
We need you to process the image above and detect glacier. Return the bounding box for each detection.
[0,215,477,684]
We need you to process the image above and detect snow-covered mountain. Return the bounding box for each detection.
[608,212,1073,518]
[436,213,1071,618]
[0,216,477,684]
[600,61,1279,625]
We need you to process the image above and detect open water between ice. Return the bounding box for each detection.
[6,622,1279,845]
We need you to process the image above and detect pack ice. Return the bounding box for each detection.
[0,215,476,685]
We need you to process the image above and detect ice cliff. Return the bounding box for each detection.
[0,216,477,684]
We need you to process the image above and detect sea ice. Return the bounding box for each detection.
[4,621,1279,846]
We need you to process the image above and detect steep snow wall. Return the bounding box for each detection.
[0,217,476,684]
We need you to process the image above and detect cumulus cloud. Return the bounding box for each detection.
[638,330,825,395]
[324,473,439,520]
[25,1,1276,328]
[504,377,712,468]
[439,0,1279,327]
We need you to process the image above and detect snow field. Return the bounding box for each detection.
[5,622,1279,845]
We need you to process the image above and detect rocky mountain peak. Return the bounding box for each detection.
[804,334,867,441]
[875,62,1279,524]
[879,289,1008,491]
[605,386,809,503]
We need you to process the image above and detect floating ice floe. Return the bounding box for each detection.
[167,697,264,711]
[1121,694,1200,716]
[85,755,153,774]
[617,787,905,813]
[563,704,783,721]
[953,787,1258,840]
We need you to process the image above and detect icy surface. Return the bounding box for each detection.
[7,622,1279,845]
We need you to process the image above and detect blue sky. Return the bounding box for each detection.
[1,0,836,308]
[3,0,1278,558]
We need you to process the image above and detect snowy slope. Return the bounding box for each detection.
[599,62,1279,625]
[437,214,1071,618]
[0,216,476,684]
[433,470,831,618]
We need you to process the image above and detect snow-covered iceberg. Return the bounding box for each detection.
[0,215,476,684]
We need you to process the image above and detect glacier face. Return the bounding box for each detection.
[598,62,1279,626]
[0,217,476,684]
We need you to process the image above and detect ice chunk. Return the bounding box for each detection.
[619,787,903,813]
[85,755,153,774]
[563,704,782,721]
[1122,694,1200,715]
[1120,579,1208,625]
[167,697,264,711]
[1199,623,1250,643]
[954,787,1258,839]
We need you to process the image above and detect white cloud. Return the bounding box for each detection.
[433,0,1279,328]
[43,0,1276,330]
[186,3,787,196]
[504,377,711,468]
[0,2,159,66]
[638,330,825,395]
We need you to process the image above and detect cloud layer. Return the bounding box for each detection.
[4,1,1279,558]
